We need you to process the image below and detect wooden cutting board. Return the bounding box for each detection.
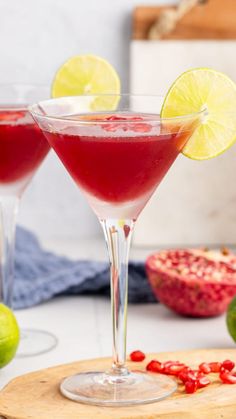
[0,349,236,419]
[133,0,236,40]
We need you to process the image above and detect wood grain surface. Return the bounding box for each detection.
[133,0,236,40]
[0,349,236,418]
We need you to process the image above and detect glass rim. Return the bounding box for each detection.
[29,94,207,124]
[0,106,28,111]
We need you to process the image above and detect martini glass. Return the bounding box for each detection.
[30,94,203,406]
[0,84,57,356]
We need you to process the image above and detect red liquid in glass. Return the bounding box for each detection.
[0,109,50,184]
[44,114,193,205]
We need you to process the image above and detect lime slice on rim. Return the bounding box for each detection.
[161,68,236,160]
[51,55,120,111]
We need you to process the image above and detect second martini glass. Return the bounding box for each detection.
[0,84,57,356]
[30,94,202,405]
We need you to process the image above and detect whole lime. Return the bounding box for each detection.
[0,303,20,367]
[227,296,236,342]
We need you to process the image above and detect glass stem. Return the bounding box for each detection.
[0,196,19,307]
[101,218,135,376]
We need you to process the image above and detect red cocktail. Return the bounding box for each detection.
[44,113,195,219]
[0,109,50,195]
[0,85,56,357]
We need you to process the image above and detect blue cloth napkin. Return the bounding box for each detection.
[13,227,156,309]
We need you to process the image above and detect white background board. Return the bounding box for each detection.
[131,40,236,246]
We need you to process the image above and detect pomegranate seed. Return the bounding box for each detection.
[130,350,145,362]
[178,367,192,383]
[178,368,198,383]
[191,370,202,378]
[132,123,152,133]
[197,375,211,388]
[220,369,236,384]
[164,363,186,376]
[199,362,211,374]
[222,360,235,372]
[105,115,142,122]
[102,115,152,133]
[209,362,222,373]
[146,360,164,373]
[185,380,198,394]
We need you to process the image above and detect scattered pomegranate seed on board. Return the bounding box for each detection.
[129,350,146,362]
[178,367,192,383]
[146,360,164,373]
[164,362,186,376]
[199,362,211,374]
[185,380,198,394]
[209,362,222,373]
[220,370,236,384]
[222,359,235,371]
[197,375,211,388]
[130,352,236,394]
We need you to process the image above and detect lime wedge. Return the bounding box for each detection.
[0,304,20,368]
[161,68,236,160]
[51,55,120,111]
[227,296,236,343]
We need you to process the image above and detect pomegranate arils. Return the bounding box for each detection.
[187,371,199,381]
[146,360,164,373]
[185,380,198,394]
[141,353,236,393]
[199,359,235,374]
[132,123,152,133]
[209,362,222,373]
[220,369,236,384]
[222,359,235,371]
[102,114,152,133]
[105,115,142,122]
[164,362,186,376]
[197,375,211,388]
[199,362,211,374]
[130,350,146,362]
[179,369,198,383]
[178,367,192,383]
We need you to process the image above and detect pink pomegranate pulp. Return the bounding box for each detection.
[0,109,50,184]
[43,113,195,216]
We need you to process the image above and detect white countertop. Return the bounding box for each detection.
[0,238,234,391]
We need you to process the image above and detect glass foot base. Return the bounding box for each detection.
[17,328,58,357]
[60,370,177,406]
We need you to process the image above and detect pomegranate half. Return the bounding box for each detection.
[146,249,236,317]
